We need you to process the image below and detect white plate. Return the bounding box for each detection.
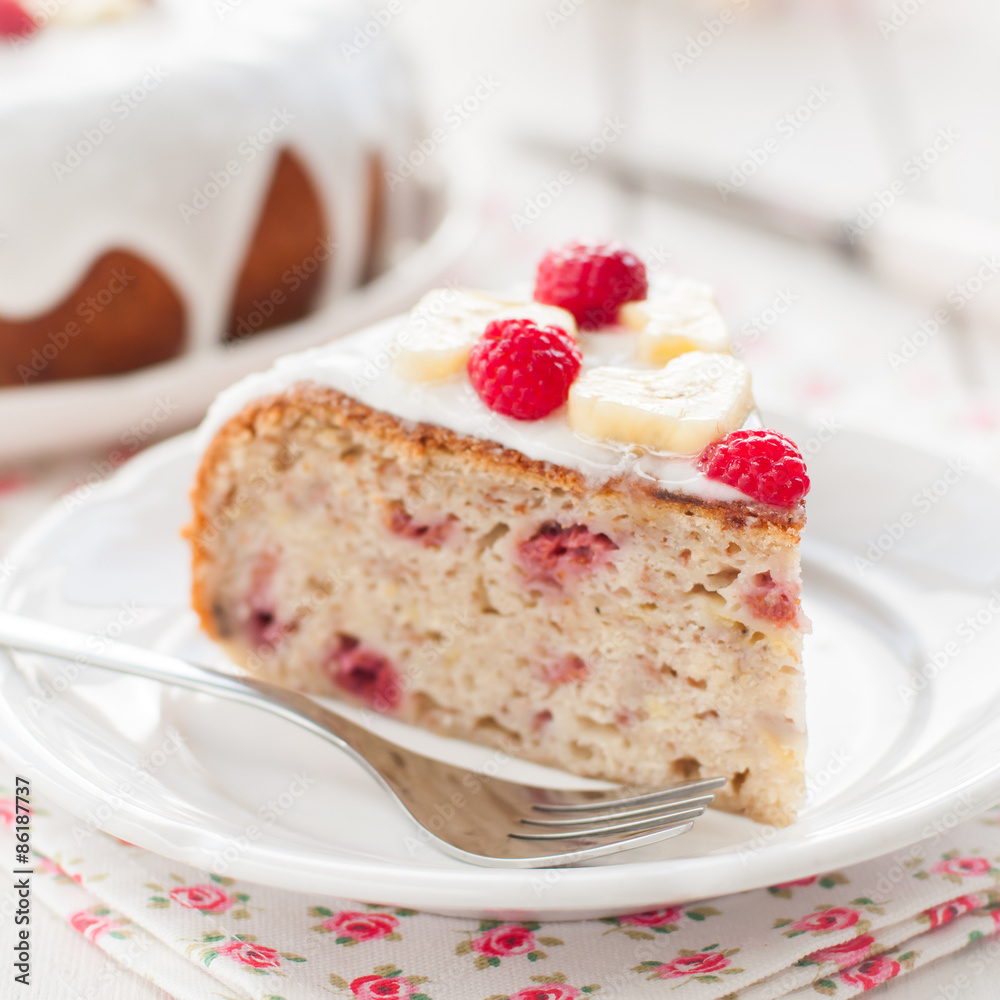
[1,426,999,919]
[0,184,477,464]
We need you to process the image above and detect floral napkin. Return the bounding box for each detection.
[4,762,1000,1000]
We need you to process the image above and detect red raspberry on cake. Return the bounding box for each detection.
[0,0,35,38]
[468,317,581,421]
[698,429,809,508]
[534,240,648,330]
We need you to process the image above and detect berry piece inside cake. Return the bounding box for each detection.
[188,241,810,827]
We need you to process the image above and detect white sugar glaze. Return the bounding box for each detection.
[0,0,424,349]
[198,313,756,503]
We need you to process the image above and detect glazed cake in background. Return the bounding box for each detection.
[0,0,435,385]
[187,242,811,827]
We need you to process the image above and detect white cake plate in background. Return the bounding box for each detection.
[0,180,478,464]
[0,423,998,919]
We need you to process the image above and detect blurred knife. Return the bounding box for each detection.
[600,156,1000,333]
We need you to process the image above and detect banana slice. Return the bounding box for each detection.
[620,279,730,364]
[393,290,577,382]
[568,351,753,454]
[37,0,147,25]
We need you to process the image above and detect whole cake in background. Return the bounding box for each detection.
[0,0,435,386]
[187,241,811,827]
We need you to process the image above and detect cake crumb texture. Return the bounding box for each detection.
[187,382,808,827]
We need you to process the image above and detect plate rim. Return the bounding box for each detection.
[3,431,1000,919]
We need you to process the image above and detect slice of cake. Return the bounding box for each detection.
[187,241,810,827]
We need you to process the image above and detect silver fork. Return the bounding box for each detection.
[0,610,724,868]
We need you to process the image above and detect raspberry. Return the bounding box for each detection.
[324,633,401,712]
[743,571,801,627]
[467,317,581,420]
[534,240,648,329]
[537,654,590,685]
[0,0,35,39]
[386,502,457,547]
[518,521,618,588]
[698,429,809,507]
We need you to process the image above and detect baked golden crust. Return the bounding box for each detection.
[191,380,805,515]
[188,379,804,638]
[187,378,808,825]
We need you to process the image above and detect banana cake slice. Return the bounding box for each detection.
[187,241,810,827]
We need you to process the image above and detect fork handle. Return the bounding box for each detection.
[0,609,397,781]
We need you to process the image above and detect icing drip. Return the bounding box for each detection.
[0,0,426,351]
[198,314,757,504]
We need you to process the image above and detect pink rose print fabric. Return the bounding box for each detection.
[633,944,743,983]
[931,856,993,877]
[327,965,431,1000]
[327,912,399,941]
[148,874,253,919]
[456,921,563,970]
[839,955,901,990]
[789,907,861,934]
[215,939,283,969]
[473,924,537,957]
[509,987,580,1000]
[170,884,235,913]
[488,971,599,1000]
[805,934,876,970]
[620,906,682,926]
[69,907,129,942]
[5,759,1000,1000]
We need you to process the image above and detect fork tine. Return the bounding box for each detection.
[530,776,726,812]
[0,609,727,869]
[510,804,708,841]
[519,791,717,827]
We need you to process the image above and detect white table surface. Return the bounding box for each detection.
[5,0,1000,994]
